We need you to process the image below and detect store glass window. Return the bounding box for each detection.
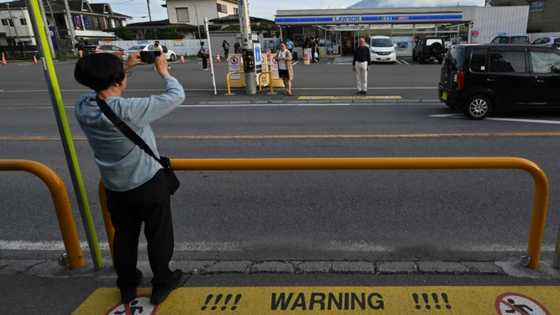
[489,51,526,73]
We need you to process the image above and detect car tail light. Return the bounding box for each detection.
[454,69,465,90]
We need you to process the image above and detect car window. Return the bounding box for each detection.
[129,45,145,50]
[530,51,560,74]
[99,45,111,50]
[489,51,526,73]
[492,37,509,44]
[511,36,529,44]
[469,48,487,72]
[447,46,465,69]
[148,45,154,50]
[532,38,550,45]
[555,38,560,44]
[371,38,393,47]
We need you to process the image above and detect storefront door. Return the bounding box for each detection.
[341,32,355,55]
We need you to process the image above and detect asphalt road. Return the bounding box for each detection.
[0,60,441,105]
[1,61,559,263]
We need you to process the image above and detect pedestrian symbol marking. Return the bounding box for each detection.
[412,292,452,311]
[495,293,550,315]
[105,297,158,315]
[201,293,242,311]
[73,286,560,315]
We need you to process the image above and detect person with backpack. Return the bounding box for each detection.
[74,52,185,306]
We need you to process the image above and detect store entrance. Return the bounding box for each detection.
[341,32,355,55]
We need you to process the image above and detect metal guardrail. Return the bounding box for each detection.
[0,160,85,269]
[98,157,554,270]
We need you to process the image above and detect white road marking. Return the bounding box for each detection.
[430,113,560,124]
[488,117,560,125]
[0,240,555,253]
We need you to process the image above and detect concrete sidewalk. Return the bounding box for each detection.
[2,255,560,314]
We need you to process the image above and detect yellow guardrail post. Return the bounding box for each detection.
[99,157,549,270]
[226,72,234,96]
[0,160,85,269]
[26,0,103,269]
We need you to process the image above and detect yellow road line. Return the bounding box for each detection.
[73,286,560,315]
[2,132,560,142]
[298,95,403,100]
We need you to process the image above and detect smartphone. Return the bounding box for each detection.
[140,50,162,64]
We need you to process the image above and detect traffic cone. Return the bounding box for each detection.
[180,55,185,64]
[32,55,39,65]
[1,52,7,65]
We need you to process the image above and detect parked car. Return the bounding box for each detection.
[532,36,560,49]
[413,37,445,64]
[439,45,560,119]
[95,44,126,61]
[126,44,178,62]
[369,36,397,63]
[490,35,529,45]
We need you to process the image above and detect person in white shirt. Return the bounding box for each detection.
[275,43,294,96]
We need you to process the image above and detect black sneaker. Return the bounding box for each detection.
[150,270,184,305]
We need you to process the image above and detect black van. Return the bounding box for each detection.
[439,45,560,119]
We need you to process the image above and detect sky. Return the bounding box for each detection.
[0,0,486,23]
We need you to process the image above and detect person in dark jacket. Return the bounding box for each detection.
[353,37,371,95]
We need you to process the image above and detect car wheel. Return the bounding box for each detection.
[465,95,492,120]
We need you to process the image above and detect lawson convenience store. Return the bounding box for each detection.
[274,6,529,56]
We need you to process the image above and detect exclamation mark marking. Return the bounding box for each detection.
[422,293,431,310]
[412,293,421,310]
[211,294,223,310]
[201,294,213,311]
[231,294,242,311]
[222,294,233,311]
[432,293,441,310]
[442,293,452,309]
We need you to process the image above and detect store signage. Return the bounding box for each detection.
[275,13,464,25]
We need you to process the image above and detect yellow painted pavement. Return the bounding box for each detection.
[73,286,560,315]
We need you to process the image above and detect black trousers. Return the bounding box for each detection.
[202,57,208,69]
[106,170,174,289]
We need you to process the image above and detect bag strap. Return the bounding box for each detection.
[95,97,166,168]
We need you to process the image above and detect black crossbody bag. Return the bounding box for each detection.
[95,97,180,195]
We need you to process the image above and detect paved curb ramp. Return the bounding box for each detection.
[73,286,560,314]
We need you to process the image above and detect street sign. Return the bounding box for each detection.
[254,43,262,66]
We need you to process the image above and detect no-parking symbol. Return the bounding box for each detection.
[495,293,550,315]
[105,297,158,315]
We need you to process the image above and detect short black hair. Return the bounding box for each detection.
[74,53,125,92]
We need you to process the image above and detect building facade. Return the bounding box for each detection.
[165,0,239,26]
[490,0,560,32]
[276,6,529,56]
[0,0,130,47]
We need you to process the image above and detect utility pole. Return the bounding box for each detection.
[146,0,152,22]
[62,0,77,51]
[238,0,256,95]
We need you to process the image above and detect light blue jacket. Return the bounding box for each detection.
[75,74,185,192]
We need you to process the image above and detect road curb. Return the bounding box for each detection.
[4,259,558,279]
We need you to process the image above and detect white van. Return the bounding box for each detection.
[369,36,397,63]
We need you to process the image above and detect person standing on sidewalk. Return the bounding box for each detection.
[353,37,371,95]
[74,53,185,306]
[198,41,209,71]
[222,40,230,60]
[276,42,294,96]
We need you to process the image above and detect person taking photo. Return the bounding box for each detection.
[74,52,185,306]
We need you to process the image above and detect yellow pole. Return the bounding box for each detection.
[0,160,85,269]
[26,0,103,268]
